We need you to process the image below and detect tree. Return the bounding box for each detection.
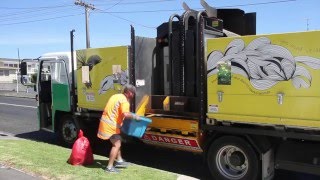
[31,73,37,83]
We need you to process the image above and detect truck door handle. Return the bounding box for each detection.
[217,91,223,102]
[277,93,284,105]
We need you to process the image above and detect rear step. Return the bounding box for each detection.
[276,141,320,176]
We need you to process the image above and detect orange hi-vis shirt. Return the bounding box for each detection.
[97,94,130,140]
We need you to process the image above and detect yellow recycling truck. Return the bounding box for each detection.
[20,3,320,180]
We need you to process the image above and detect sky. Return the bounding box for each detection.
[0,0,319,59]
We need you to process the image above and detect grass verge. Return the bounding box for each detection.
[0,139,177,180]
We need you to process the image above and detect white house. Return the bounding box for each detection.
[0,58,19,83]
[0,58,38,83]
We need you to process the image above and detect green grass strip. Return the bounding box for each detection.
[0,139,177,180]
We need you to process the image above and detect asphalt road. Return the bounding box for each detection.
[0,96,319,180]
[0,96,37,135]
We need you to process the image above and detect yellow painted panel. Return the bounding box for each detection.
[281,96,320,120]
[206,31,320,128]
[207,114,282,126]
[208,93,282,119]
[209,114,320,129]
[76,46,129,111]
[149,117,199,133]
[136,95,149,116]
[281,118,320,129]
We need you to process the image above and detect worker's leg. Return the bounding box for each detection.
[117,149,123,162]
[107,135,121,168]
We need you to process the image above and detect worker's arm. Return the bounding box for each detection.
[123,112,140,121]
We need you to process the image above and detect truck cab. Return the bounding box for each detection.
[21,52,77,145]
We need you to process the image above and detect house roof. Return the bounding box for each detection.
[0,58,19,63]
[0,67,18,70]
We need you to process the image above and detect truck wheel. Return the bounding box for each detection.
[58,114,78,147]
[207,136,260,180]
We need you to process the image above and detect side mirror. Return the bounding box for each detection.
[20,62,27,85]
[20,59,39,86]
[33,85,37,92]
[20,62,27,76]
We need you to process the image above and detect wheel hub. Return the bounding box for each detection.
[216,145,249,180]
[229,151,246,167]
[62,120,77,142]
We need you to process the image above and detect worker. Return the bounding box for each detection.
[97,84,140,173]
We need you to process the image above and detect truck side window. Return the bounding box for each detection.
[50,61,68,84]
[217,61,231,85]
[40,63,51,82]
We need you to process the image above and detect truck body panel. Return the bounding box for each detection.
[76,46,129,111]
[207,31,320,129]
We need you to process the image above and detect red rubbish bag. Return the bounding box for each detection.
[68,129,94,165]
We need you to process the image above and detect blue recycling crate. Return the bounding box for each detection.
[121,115,152,138]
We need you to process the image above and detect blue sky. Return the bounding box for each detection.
[0,0,319,59]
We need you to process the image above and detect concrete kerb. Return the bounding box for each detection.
[177,175,200,180]
[0,131,21,140]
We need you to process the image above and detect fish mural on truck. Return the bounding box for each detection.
[207,36,320,90]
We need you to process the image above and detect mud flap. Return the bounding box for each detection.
[262,148,274,180]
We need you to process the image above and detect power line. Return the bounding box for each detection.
[0,9,79,22]
[107,12,156,29]
[220,0,296,8]
[0,5,78,18]
[96,9,183,14]
[93,0,297,28]
[95,0,175,6]
[0,13,83,26]
[0,4,74,10]
[0,0,297,27]
[95,8,155,29]
[91,0,158,28]
[95,0,296,14]
[0,7,79,20]
[103,0,124,11]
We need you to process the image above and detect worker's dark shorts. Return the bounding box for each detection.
[110,134,122,144]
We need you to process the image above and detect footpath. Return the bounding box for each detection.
[0,164,40,180]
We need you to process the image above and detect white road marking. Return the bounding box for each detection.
[0,102,37,109]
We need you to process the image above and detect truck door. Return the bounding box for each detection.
[38,59,70,131]
[133,36,156,110]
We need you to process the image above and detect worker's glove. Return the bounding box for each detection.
[134,114,140,121]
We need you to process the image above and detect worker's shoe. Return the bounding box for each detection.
[105,166,120,173]
[114,161,129,168]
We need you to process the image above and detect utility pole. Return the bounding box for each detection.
[306,18,309,31]
[16,48,20,93]
[75,0,95,48]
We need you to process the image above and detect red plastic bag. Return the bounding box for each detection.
[68,129,94,165]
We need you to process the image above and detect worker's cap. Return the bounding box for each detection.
[123,84,136,94]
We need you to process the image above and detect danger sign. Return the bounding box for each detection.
[142,133,201,150]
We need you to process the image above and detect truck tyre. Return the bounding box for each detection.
[58,114,78,147]
[207,136,260,180]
